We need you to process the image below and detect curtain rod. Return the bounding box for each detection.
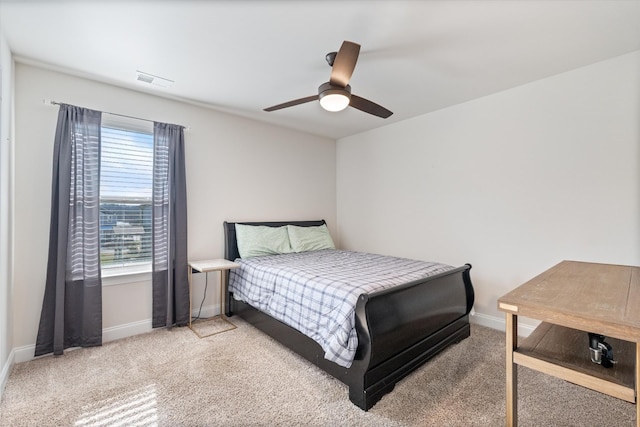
[43,99,190,131]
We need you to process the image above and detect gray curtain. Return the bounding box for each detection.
[152,122,189,328]
[35,104,102,357]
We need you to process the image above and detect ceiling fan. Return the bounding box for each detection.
[263,41,393,119]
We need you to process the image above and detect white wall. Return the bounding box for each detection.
[0,28,14,396]
[12,63,336,359]
[337,51,640,332]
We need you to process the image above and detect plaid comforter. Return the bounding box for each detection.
[228,249,454,368]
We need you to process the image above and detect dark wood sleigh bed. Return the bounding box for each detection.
[223,220,475,410]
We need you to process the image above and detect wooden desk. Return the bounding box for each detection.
[498,260,640,426]
[188,258,240,337]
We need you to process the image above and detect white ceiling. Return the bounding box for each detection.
[2,0,640,139]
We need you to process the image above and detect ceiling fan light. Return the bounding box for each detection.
[320,93,350,112]
[318,82,351,112]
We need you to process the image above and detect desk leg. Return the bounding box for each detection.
[188,267,193,328]
[636,341,639,427]
[506,313,518,427]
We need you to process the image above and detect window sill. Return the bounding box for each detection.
[102,264,152,286]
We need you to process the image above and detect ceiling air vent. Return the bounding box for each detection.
[136,70,174,88]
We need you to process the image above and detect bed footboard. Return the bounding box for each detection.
[348,264,474,409]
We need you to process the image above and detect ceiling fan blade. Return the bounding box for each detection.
[329,41,360,88]
[350,95,393,118]
[264,95,319,112]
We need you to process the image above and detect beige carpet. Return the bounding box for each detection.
[0,321,635,426]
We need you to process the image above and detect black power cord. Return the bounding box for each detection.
[191,272,208,321]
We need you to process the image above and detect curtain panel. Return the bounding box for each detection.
[152,122,189,328]
[35,104,103,357]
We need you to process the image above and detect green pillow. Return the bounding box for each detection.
[287,224,335,252]
[235,224,292,258]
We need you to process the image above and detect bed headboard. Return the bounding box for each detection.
[223,220,327,261]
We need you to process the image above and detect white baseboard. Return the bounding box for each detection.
[13,344,36,364]
[102,319,152,343]
[470,311,537,337]
[0,347,15,400]
[12,304,220,364]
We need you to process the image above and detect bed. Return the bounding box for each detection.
[223,220,475,410]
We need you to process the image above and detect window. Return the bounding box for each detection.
[99,116,154,275]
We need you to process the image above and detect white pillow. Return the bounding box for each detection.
[235,224,292,258]
[287,224,335,252]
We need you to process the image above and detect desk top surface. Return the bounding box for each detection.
[498,260,640,341]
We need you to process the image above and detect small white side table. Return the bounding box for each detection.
[188,258,240,338]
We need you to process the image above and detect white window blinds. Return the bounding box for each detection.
[99,116,154,270]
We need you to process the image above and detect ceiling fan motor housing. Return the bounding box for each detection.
[318,82,351,97]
